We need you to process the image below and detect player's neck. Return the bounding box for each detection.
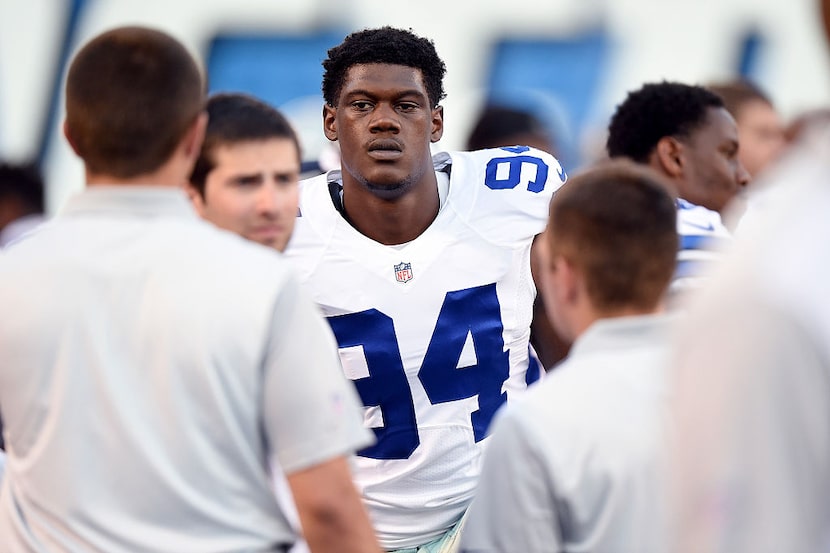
[341,174,440,246]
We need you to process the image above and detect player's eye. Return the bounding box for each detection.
[397,102,418,113]
[352,100,373,110]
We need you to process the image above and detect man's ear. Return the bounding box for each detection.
[553,254,580,306]
[323,104,338,142]
[63,120,82,157]
[430,105,444,143]
[654,136,685,178]
[182,112,208,161]
[185,183,207,217]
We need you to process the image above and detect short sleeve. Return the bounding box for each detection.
[448,147,567,248]
[262,273,373,474]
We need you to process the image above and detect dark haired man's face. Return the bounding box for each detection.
[681,107,750,214]
[323,63,443,199]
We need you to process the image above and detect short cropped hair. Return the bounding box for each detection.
[707,79,773,119]
[548,161,678,312]
[0,162,44,214]
[322,26,446,108]
[466,105,553,151]
[189,93,301,197]
[606,82,724,163]
[65,26,205,178]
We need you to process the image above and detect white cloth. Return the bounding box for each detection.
[671,199,731,299]
[0,214,46,248]
[0,186,372,553]
[285,147,566,549]
[669,124,830,553]
[461,314,674,553]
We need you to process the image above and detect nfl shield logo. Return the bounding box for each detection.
[394,262,413,283]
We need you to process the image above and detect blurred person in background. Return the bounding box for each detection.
[707,79,785,229]
[606,81,749,298]
[461,160,678,553]
[707,79,785,181]
[0,162,46,248]
[187,92,301,253]
[0,26,379,553]
[668,0,830,550]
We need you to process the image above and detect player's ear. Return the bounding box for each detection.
[653,136,684,178]
[430,105,444,143]
[323,104,338,142]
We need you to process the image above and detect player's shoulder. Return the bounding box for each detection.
[439,147,567,245]
[676,199,730,237]
[676,198,731,252]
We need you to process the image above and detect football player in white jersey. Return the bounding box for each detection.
[285,27,566,552]
[606,81,750,297]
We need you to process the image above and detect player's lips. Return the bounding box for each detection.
[367,139,403,160]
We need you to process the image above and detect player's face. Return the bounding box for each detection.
[735,99,785,178]
[191,138,300,251]
[324,63,443,199]
[681,107,750,214]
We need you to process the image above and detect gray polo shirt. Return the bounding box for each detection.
[461,314,674,553]
[0,187,372,552]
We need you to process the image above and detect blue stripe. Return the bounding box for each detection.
[680,234,730,252]
[674,258,717,279]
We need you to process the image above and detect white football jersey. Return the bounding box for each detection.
[285,147,565,549]
[672,198,732,296]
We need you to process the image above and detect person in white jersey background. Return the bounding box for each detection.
[605,82,750,297]
[0,26,380,553]
[669,1,830,550]
[187,92,301,253]
[460,160,679,552]
[285,26,567,552]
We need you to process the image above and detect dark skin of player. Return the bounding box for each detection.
[323,63,444,246]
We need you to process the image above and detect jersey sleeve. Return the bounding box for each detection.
[261,273,373,474]
[448,147,567,248]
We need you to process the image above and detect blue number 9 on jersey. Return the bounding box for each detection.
[484,146,551,193]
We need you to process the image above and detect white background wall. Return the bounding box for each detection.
[1,0,828,211]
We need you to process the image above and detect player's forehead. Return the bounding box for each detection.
[339,63,429,101]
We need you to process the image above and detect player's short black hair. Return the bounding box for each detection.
[606,81,724,163]
[322,26,447,108]
[0,162,44,214]
[189,93,300,196]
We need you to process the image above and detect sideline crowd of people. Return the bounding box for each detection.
[1,4,829,551]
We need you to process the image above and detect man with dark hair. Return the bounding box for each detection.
[607,81,750,295]
[707,79,784,180]
[187,93,301,252]
[461,160,678,553]
[286,26,567,552]
[0,26,379,553]
[0,162,45,247]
